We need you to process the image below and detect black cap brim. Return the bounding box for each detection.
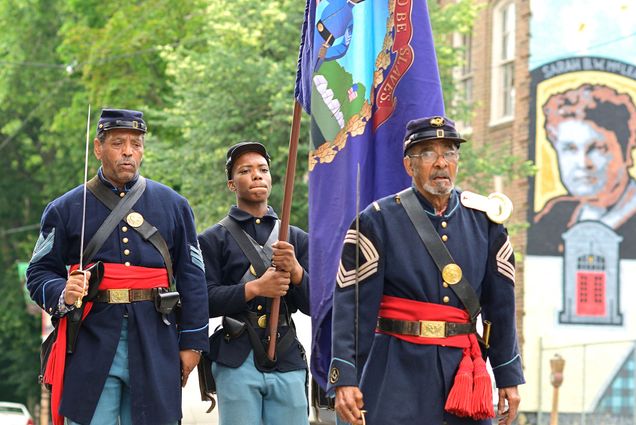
[403,133,466,155]
[226,142,271,179]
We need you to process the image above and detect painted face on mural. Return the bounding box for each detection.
[553,119,628,198]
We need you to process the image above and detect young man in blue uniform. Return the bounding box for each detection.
[27,109,209,425]
[328,117,525,425]
[198,141,311,425]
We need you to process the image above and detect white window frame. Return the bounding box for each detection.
[490,0,516,126]
[452,31,474,133]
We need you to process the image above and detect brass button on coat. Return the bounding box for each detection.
[119,192,125,198]
[443,296,450,303]
[441,235,448,242]
[122,226,128,232]
[255,218,261,224]
[258,315,267,328]
[441,221,448,228]
[124,262,131,267]
[124,249,130,256]
[123,238,129,243]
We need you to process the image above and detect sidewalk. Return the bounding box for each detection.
[181,370,218,425]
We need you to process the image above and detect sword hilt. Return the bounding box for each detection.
[71,269,86,308]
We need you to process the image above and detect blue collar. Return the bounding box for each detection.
[228,205,278,222]
[97,167,140,193]
[411,185,460,219]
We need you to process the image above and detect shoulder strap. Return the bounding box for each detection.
[219,216,297,368]
[219,216,270,277]
[399,188,481,319]
[83,176,146,266]
[86,176,175,287]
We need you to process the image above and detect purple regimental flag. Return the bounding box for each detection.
[295,0,445,389]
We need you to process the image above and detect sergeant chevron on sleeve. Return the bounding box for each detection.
[26,108,209,425]
[329,116,525,425]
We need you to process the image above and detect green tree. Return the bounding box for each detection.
[0,0,73,409]
[156,0,309,230]
[0,0,209,411]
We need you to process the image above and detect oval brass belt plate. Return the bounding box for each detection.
[442,263,462,285]
[126,212,144,228]
[257,314,267,328]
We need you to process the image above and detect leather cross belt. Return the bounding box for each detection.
[376,317,476,339]
[95,288,161,304]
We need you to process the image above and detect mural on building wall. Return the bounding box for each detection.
[527,56,636,325]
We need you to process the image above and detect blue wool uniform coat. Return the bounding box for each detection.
[26,170,209,425]
[198,206,310,372]
[328,187,525,425]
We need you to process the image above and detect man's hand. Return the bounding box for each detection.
[335,386,365,425]
[180,349,201,387]
[245,267,291,301]
[497,386,520,425]
[271,241,303,285]
[64,270,91,305]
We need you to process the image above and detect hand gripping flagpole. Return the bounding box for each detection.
[267,100,302,361]
[74,104,91,308]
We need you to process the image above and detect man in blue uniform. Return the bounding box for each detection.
[198,141,311,425]
[27,109,209,425]
[328,117,524,425]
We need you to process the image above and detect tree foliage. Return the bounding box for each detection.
[155,0,309,230]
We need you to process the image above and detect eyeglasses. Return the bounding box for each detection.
[407,150,460,163]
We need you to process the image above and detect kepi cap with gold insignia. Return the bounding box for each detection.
[403,115,466,155]
[97,109,147,135]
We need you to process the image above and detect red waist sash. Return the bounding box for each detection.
[377,294,471,347]
[376,295,494,420]
[45,263,169,425]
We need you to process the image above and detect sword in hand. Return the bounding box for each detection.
[75,104,92,308]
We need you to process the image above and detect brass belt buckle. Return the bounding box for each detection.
[419,320,446,338]
[108,289,130,303]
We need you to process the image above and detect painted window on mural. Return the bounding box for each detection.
[575,255,606,317]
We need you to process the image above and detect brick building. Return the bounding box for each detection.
[440,0,636,422]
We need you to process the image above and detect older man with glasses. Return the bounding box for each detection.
[327,116,525,425]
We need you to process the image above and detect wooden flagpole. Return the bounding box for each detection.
[267,99,303,360]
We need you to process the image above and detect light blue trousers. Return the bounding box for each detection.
[67,319,176,425]
[212,351,309,425]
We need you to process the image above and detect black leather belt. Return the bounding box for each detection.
[94,288,160,304]
[377,317,475,338]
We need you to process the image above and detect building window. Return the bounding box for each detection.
[490,0,516,124]
[453,32,474,132]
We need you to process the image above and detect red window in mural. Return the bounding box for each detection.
[576,271,606,316]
